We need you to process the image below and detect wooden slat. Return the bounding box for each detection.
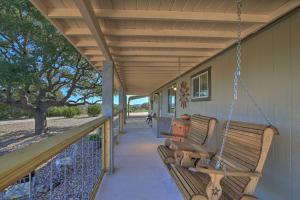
[108,41,225,49]
[111,50,214,57]
[47,8,269,23]
[65,27,237,38]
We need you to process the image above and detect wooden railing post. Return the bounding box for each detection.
[119,111,124,133]
[102,119,112,173]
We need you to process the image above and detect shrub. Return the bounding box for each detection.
[87,104,101,117]
[62,107,78,118]
[0,104,28,120]
[89,134,101,141]
[73,107,81,115]
[47,107,63,117]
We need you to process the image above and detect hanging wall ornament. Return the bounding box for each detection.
[179,81,189,109]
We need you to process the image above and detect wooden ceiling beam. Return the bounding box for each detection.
[76,40,98,47]
[88,56,105,62]
[117,67,190,71]
[65,27,237,38]
[30,0,100,71]
[74,0,111,60]
[111,50,214,57]
[73,0,124,89]
[76,40,225,49]
[107,41,225,49]
[91,61,103,66]
[83,49,102,56]
[113,57,206,63]
[47,8,268,23]
[116,62,196,67]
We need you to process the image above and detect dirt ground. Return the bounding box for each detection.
[0,116,98,156]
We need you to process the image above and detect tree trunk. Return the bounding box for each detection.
[34,108,47,135]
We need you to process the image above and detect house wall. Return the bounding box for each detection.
[151,8,300,200]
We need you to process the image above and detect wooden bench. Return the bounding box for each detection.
[157,114,216,167]
[170,121,278,200]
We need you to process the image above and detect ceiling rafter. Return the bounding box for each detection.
[111,50,215,57]
[73,0,110,60]
[113,57,206,63]
[65,27,237,38]
[47,8,268,24]
[73,0,123,90]
[77,40,226,49]
[115,62,196,67]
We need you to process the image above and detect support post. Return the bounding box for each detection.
[127,99,130,118]
[119,88,125,133]
[124,92,127,124]
[102,120,111,172]
[102,61,114,174]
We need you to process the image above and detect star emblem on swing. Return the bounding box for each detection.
[211,187,221,196]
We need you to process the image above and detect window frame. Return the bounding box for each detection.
[167,86,176,114]
[191,67,211,102]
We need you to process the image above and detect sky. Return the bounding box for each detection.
[114,96,149,105]
[128,97,149,105]
[68,92,148,106]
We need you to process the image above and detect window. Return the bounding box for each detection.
[168,86,176,113]
[191,67,211,101]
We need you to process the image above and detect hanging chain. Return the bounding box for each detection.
[215,0,242,169]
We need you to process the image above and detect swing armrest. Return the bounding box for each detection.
[170,140,212,153]
[175,149,213,159]
[190,166,262,177]
[189,167,261,200]
[160,132,186,138]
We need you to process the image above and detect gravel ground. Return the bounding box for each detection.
[0,116,98,156]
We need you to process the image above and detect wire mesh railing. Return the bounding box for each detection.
[0,117,110,200]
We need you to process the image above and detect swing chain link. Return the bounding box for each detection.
[215,0,243,170]
[235,0,242,100]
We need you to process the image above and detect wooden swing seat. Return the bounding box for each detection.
[169,121,278,200]
[157,114,217,167]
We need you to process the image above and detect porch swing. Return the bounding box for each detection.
[168,1,279,200]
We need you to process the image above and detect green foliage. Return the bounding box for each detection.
[87,104,101,117]
[89,134,101,142]
[72,106,81,115]
[129,103,149,113]
[0,103,28,120]
[47,107,63,117]
[62,107,78,118]
[47,106,82,118]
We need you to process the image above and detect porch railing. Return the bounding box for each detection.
[0,116,114,200]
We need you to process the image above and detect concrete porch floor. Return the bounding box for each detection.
[95,117,183,200]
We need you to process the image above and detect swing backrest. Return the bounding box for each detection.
[186,114,217,145]
[210,121,278,199]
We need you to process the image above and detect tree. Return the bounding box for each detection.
[0,1,102,134]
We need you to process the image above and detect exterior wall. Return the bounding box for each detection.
[151,9,300,200]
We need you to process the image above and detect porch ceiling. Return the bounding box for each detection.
[30,0,300,95]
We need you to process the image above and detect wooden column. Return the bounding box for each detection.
[124,92,127,124]
[119,87,125,133]
[102,61,114,174]
[102,120,111,172]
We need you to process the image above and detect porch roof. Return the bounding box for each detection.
[30,0,300,95]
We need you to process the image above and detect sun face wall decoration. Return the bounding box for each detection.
[179,81,190,109]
